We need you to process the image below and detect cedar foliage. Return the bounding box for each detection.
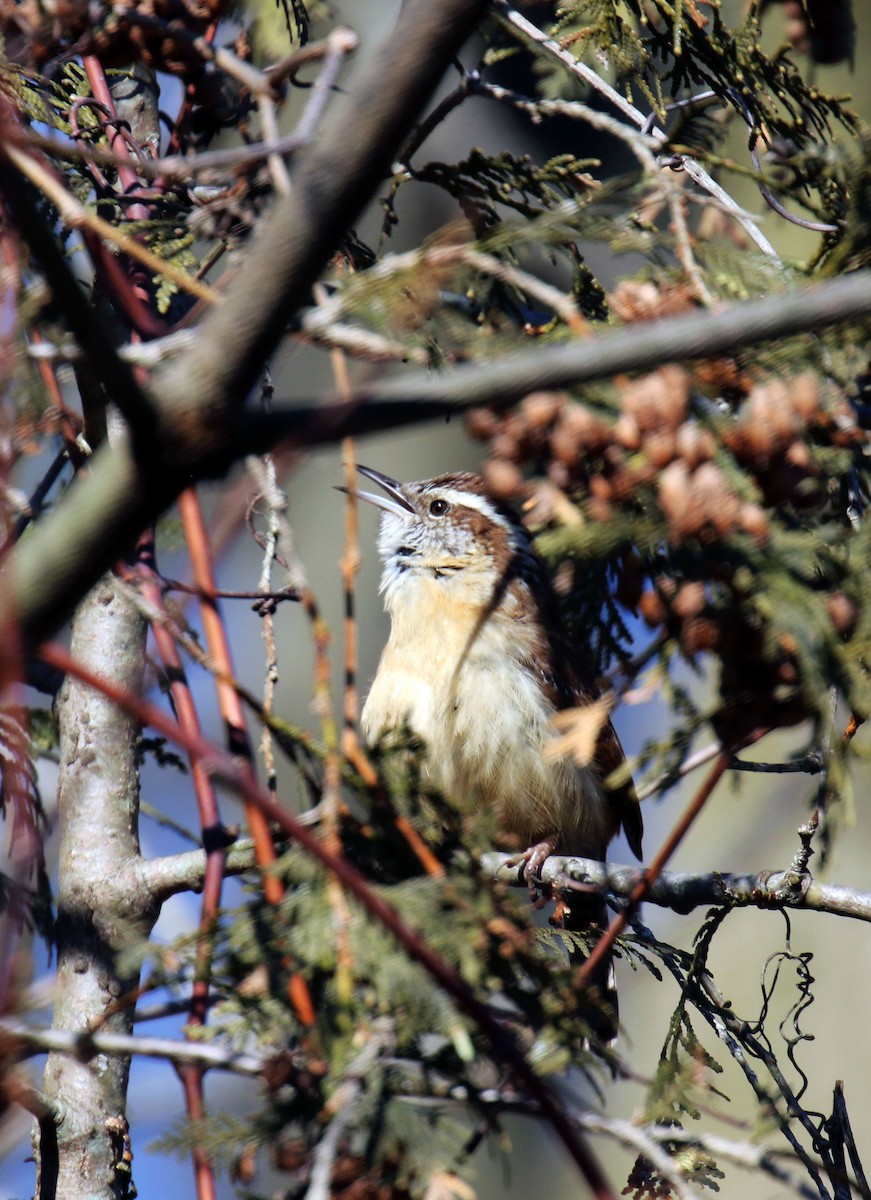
[1,0,870,1197]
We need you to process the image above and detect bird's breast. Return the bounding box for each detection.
[361,596,612,854]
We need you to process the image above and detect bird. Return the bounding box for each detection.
[350,464,643,1034]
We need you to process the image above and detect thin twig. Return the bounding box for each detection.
[470,78,659,173]
[177,489,281,908]
[2,140,220,306]
[303,1021,394,1200]
[28,126,310,182]
[493,1,646,128]
[492,0,778,257]
[305,241,589,335]
[290,27,359,144]
[637,741,723,801]
[666,183,715,307]
[576,751,732,988]
[250,455,282,801]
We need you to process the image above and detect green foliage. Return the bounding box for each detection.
[388,148,602,233]
[142,762,617,1192]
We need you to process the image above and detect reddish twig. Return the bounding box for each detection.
[161,579,299,602]
[78,59,169,340]
[177,1064,216,1200]
[81,58,149,214]
[177,487,316,1027]
[0,698,44,1012]
[577,750,733,989]
[178,489,279,892]
[37,638,619,1199]
[844,713,864,743]
[136,532,228,1026]
[28,329,85,462]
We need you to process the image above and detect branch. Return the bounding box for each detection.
[481,853,871,923]
[149,0,492,418]
[6,264,871,650]
[135,837,256,904]
[2,139,220,307]
[1,1018,264,1076]
[303,1021,394,1200]
[493,1,779,257]
[259,270,871,431]
[575,1115,820,1200]
[397,1077,819,1198]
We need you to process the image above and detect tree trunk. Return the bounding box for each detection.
[38,575,154,1200]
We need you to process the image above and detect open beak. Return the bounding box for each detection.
[336,464,415,520]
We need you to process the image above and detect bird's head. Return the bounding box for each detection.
[343,465,536,610]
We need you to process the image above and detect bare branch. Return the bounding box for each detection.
[1,1018,265,1076]
[304,1021,394,1200]
[575,1115,820,1200]
[136,839,257,904]
[482,853,871,923]
[2,141,220,306]
[493,0,778,256]
[242,266,871,455]
[1,0,494,650]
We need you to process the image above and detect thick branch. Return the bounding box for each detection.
[259,270,871,429]
[151,0,491,445]
[40,574,153,1200]
[482,853,871,922]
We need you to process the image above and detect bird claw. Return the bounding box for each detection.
[515,834,560,903]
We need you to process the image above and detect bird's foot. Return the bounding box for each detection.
[515,834,560,904]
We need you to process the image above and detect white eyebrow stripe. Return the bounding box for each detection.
[436,488,512,531]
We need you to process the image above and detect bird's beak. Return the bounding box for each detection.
[336,464,416,520]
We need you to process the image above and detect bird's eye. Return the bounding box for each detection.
[429,498,450,517]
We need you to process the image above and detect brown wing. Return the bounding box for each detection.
[516,564,644,862]
[462,474,644,860]
[594,714,643,860]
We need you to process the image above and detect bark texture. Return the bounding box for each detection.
[39,576,154,1200]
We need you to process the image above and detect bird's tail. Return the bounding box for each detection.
[556,889,618,1045]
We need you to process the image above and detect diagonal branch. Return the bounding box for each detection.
[262,270,871,427]
[149,0,492,421]
[575,752,732,988]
